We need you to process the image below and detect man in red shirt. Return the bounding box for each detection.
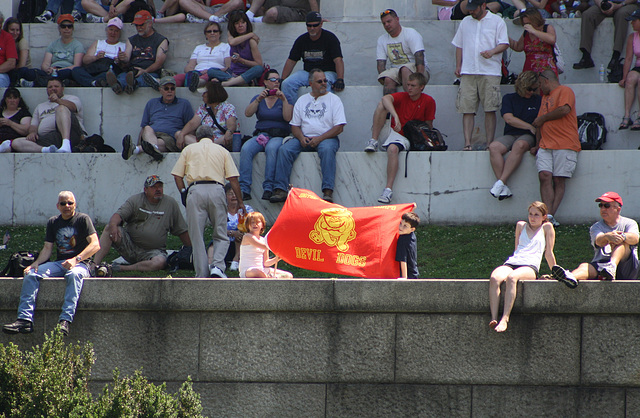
[0,12,18,88]
[364,72,436,204]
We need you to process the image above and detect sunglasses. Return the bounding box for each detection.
[205,29,220,33]
[315,79,328,84]
[59,24,74,29]
[306,23,320,27]
[59,201,75,206]
[267,77,279,82]
[162,86,176,91]
[527,86,539,92]
[598,202,614,208]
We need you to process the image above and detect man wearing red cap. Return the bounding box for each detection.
[552,192,639,287]
[106,10,168,94]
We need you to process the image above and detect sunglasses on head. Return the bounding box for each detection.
[598,202,614,208]
[59,24,73,29]
[59,201,75,206]
[205,29,220,33]
[380,9,394,17]
[306,22,320,27]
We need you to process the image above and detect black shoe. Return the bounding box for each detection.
[262,190,272,200]
[269,189,287,203]
[141,140,164,161]
[187,71,200,92]
[322,189,334,203]
[242,192,252,201]
[58,320,70,336]
[3,319,33,334]
[573,56,594,69]
[121,134,134,160]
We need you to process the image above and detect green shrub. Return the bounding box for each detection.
[0,329,203,418]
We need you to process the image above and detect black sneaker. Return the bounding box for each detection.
[551,265,578,289]
[573,56,595,70]
[3,319,33,334]
[187,71,200,92]
[262,190,272,200]
[269,189,287,203]
[242,192,252,201]
[121,134,134,160]
[142,73,160,91]
[141,140,164,161]
[58,320,70,336]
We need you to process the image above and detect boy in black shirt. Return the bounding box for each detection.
[396,212,419,279]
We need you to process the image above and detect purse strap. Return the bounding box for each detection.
[205,106,227,134]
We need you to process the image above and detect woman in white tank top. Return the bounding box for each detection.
[239,211,292,279]
[489,201,557,332]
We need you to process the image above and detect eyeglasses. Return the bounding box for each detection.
[59,201,75,206]
[380,9,394,17]
[598,202,613,208]
[162,86,176,91]
[315,79,328,84]
[267,77,279,82]
[59,24,73,29]
[306,23,320,27]
[205,29,220,33]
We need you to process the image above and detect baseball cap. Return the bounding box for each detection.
[159,76,176,86]
[596,192,623,206]
[57,14,74,25]
[306,11,322,23]
[466,0,486,10]
[107,17,123,29]
[626,9,640,20]
[132,10,153,25]
[144,175,163,188]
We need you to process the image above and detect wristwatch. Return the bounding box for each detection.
[75,255,82,262]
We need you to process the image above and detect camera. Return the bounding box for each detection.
[601,0,612,11]
[267,89,278,96]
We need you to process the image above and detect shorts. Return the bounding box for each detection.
[536,148,578,178]
[264,0,311,22]
[456,74,502,114]
[495,133,536,150]
[504,263,539,276]
[380,121,409,151]
[113,226,167,265]
[156,131,179,152]
[377,64,431,86]
[36,113,84,148]
[591,251,640,279]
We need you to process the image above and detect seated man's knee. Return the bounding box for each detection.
[55,105,71,117]
[387,144,400,155]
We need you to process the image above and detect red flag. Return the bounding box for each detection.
[266,188,416,278]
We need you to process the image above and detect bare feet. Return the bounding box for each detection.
[489,319,498,328]
[495,317,508,332]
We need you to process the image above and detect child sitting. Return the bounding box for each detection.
[239,211,292,278]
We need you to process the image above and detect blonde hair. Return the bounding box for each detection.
[515,71,539,97]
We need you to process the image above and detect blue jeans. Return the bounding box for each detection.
[46,0,83,13]
[17,260,90,323]
[116,71,159,89]
[207,68,232,81]
[238,65,264,84]
[71,66,107,87]
[22,68,74,86]
[239,135,283,194]
[274,136,340,191]
[0,74,9,88]
[281,70,338,104]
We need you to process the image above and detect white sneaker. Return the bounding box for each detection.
[498,184,512,200]
[35,10,54,23]
[364,138,378,152]
[378,188,393,204]
[85,13,104,23]
[210,266,227,278]
[71,9,82,21]
[186,13,206,23]
[19,79,34,87]
[229,261,239,271]
[547,214,560,227]
[490,179,504,198]
[208,14,224,23]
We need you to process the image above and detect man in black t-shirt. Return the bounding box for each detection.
[2,191,100,337]
[280,11,345,104]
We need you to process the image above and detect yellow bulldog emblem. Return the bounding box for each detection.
[309,208,357,252]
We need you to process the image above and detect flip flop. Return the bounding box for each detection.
[462,144,472,151]
[619,117,632,130]
[631,120,640,131]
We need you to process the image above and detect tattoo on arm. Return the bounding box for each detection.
[160,47,168,54]
[414,51,425,67]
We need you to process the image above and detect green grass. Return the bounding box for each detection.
[0,223,595,279]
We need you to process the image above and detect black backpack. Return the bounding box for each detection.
[17,0,47,23]
[166,246,194,273]
[1,251,39,277]
[402,120,447,151]
[577,112,607,150]
[608,59,624,84]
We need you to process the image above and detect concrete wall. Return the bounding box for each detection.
[2,277,640,417]
[2,150,640,226]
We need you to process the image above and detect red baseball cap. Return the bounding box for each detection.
[57,14,74,24]
[596,192,623,206]
[132,10,153,25]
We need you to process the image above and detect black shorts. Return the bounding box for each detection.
[504,263,539,276]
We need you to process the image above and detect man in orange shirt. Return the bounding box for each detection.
[531,69,580,227]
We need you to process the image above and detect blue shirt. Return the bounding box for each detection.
[252,95,290,132]
[501,92,542,137]
[141,97,194,137]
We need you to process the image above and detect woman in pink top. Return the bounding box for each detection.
[509,8,557,76]
[618,10,640,130]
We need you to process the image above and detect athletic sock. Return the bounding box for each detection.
[57,139,72,153]
[133,146,142,155]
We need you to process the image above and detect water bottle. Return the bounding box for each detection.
[559,1,568,17]
[599,64,606,83]
[51,68,58,78]
[232,131,242,152]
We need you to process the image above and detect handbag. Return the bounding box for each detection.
[543,25,564,74]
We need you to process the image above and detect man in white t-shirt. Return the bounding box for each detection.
[11,78,85,153]
[270,69,347,203]
[451,0,508,150]
[376,8,429,95]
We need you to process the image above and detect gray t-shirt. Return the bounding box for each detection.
[590,215,639,263]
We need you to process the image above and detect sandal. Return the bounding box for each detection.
[462,144,472,151]
[631,120,640,131]
[619,117,632,130]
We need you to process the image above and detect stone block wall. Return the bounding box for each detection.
[2,278,640,417]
